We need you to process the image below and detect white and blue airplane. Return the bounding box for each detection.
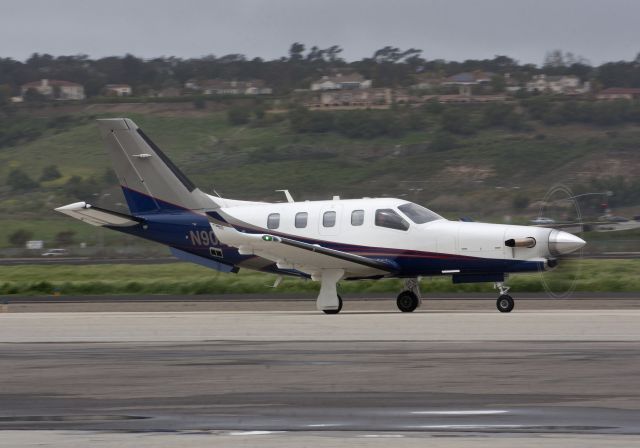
[56,118,586,314]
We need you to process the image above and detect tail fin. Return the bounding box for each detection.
[97,118,218,214]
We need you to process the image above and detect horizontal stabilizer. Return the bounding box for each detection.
[55,202,142,227]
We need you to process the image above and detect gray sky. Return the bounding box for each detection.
[1,0,639,65]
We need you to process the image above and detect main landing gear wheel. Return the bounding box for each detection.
[323,295,343,314]
[496,294,514,313]
[397,291,419,313]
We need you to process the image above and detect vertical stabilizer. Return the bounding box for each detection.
[97,118,218,213]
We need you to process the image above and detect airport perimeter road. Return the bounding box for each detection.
[1,309,640,447]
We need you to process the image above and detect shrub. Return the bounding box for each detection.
[512,194,530,210]
[7,168,38,191]
[193,97,206,109]
[63,175,99,200]
[8,229,34,247]
[481,103,515,127]
[441,108,475,135]
[429,131,457,151]
[54,230,76,247]
[39,164,62,181]
[227,106,250,125]
[289,108,335,133]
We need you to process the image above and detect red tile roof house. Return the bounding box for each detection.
[21,79,85,100]
[596,87,640,100]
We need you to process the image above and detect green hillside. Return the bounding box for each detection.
[1,101,639,249]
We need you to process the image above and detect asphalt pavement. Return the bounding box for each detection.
[1,305,640,446]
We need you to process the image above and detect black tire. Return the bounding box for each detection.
[496,294,514,313]
[323,295,343,314]
[397,291,419,313]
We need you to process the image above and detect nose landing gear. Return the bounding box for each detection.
[494,282,514,313]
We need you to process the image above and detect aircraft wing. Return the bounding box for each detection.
[55,202,142,227]
[212,224,398,278]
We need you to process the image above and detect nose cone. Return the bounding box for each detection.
[548,230,586,256]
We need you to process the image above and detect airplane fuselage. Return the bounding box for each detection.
[109,193,559,282]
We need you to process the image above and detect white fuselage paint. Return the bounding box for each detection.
[214,197,553,263]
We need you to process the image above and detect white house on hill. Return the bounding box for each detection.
[311,73,372,91]
[526,75,590,94]
[21,79,85,100]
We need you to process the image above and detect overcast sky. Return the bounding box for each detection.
[1,0,638,65]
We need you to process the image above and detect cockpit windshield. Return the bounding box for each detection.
[397,202,444,224]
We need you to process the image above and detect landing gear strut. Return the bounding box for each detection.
[494,282,514,313]
[397,278,422,312]
[315,269,345,314]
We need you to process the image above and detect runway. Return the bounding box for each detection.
[1,306,640,446]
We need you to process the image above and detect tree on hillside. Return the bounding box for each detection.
[7,168,38,191]
[0,84,11,107]
[289,43,306,62]
[39,164,62,181]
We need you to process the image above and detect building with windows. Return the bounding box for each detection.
[20,79,85,100]
[308,88,391,109]
[441,71,496,96]
[596,87,640,100]
[104,84,132,97]
[442,71,495,87]
[310,73,372,91]
[185,79,272,95]
[525,75,590,95]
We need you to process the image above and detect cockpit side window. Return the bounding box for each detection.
[398,202,443,224]
[375,209,409,231]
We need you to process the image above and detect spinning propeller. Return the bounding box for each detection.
[535,185,585,298]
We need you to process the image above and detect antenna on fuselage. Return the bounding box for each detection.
[276,190,294,203]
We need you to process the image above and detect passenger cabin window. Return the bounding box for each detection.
[375,209,409,231]
[351,209,364,226]
[267,213,280,229]
[295,212,308,228]
[398,202,443,224]
[323,211,337,227]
